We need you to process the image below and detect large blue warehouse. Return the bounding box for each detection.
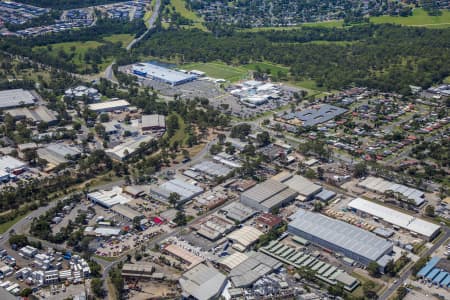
[288,209,393,266]
[132,63,197,86]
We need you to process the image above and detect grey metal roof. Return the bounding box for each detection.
[192,160,233,177]
[288,209,392,262]
[287,104,347,127]
[151,178,204,202]
[179,264,227,300]
[315,189,336,202]
[5,106,57,123]
[141,114,165,128]
[282,175,322,197]
[220,202,257,222]
[229,251,282,288]
[133,63,197,85]
[242,179,287,204]
[0,89,35,109]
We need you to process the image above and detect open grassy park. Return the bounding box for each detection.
[102,34,135,47]
[168,0,207,31]
[181,62,249,82]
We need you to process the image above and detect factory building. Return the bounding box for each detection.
[87,100,130,113]
[357,176,426,206]
[0,89,36,109]
[279,104,347,127]
[4,106,58,125]
[271,172,322,200]
[87,186,131,208]
[111,204,143,222]
[179,263,227,300]
[288,209,393,266]
[141,114,166,131]
[240,179,297,212]
[132,63,197,86]
[0,155,27,175]
[150,178,204,205]
[105,135,154,161]
[37,143,81,166]
[348,198,440,241]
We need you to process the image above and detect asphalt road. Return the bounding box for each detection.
[379,228,450,300]
[126,0,161,51]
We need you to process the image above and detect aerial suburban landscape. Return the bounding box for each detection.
[0,0,448,299]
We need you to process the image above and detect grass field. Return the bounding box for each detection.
[371,8,450,27]
[181,62,249,82]
[243,8,450,31]
[34,40,113,72]
[169,0,207,30]
[103,34,134,47]
[166,113,187,146]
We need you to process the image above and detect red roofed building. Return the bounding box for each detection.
[255,213,283,232]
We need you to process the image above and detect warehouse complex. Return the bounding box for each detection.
[272,172,322,200]
[348,198,440,241]
[36,143,81,166]
[151,178,204,205]
[106,135,154,161]
[0,89,36,109]
[5,106,57,125]
[357,176,425,206]
[240,179,297,212]
[87,186,131,208]
[288,209,393,266]
[179,264,227,300]
[132,63,198,86]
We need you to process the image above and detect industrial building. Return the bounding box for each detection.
[357,176,426,206]
[227,226,263,252]
[87,100,130,113]
[288,209,393,266]
[132,63,198,86]
[272,172,322,200]
[229,251,282,288]
[260,241,359,291]
[4,106,58,125]
[240,179,297,212]
[150,178,204,205]
[187,160,234,179]
[220,202,257,223]
[37,143,81,166]
[191,214,235,241]
[105,135,154,161]
[121,263,156,280]
[279,104,347,127]
[417,257,450,288]
[0,155,27,175]
[87,186,131,208]
[111,204,143,221]
[348,198,440,241]
[163,244,204,269]
[0,89,36,109]
[141,114,166,131]
[179,263,227,300]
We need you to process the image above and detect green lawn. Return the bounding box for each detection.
[33,40,110,72]
[102,34,135,47]
[169,0,207,30]
[181,62,249,82]
[243,8,450,30]
[371,8,450,27]
[166,113,187,146]
[0,214,26,234]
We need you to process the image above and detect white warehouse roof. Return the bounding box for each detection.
[88,186,131,208]
[0,89,35,109]
[0,155,27,173]
[348,198,440,239]
[88,100,130,112]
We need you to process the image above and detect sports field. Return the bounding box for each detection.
[181,62,249,82]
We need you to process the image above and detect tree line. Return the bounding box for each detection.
[133,24,450,94]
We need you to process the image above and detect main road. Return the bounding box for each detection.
[379,228,450,300]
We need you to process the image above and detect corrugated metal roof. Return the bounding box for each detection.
[288,209,392,262]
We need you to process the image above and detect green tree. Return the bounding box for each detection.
[168,192,180,208]
[91,278,105,297]
[367,261,380,277]
[425,205,435,217]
